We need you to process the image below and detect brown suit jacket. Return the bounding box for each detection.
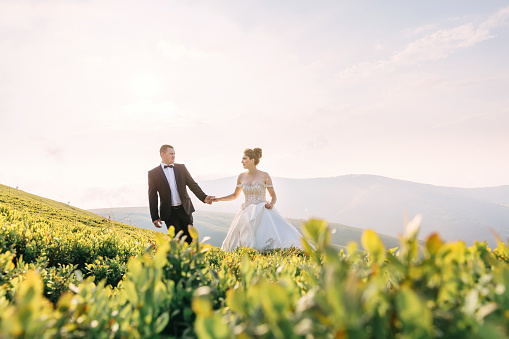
[148,163,207,222]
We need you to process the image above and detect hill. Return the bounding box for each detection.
[189,175,509,247]
[89,207,401,250]
[0,183,157,241]
[0,183,161,303]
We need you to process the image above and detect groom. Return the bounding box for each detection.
[148,144,214,243]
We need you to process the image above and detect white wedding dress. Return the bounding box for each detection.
[221,183,304,251]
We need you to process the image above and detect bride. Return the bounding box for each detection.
[212,148,305,251]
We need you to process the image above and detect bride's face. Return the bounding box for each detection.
[241,155,254,169]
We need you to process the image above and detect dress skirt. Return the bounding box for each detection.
[221,203,304,251]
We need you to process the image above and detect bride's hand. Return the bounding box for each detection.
[265,202,274,209]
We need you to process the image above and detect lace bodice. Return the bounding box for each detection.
[238,183,272,209]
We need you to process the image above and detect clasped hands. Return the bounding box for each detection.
[205,196,220,204]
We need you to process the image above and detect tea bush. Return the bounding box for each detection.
[1,184,509,338]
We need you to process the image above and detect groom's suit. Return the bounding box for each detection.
[148,163,207,240]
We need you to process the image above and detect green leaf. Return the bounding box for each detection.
[195,313,230,339]
[425,233,443,256]
[154,312,170,334]
[260,281,290,319]
[240,255,253,278]
[395,286,432,337]
[302,219,329,248]
[226,288,247,313]
[167,225,175,238]
[361,229,386,265]
[192,286,213,316]
[123,280,139,306]
[188,225,199,240]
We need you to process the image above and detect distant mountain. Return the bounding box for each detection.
[89,207,400,250]
[187,175,509,247]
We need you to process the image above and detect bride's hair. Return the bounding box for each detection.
[244,148,262,165]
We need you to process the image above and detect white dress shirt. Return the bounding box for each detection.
[161,163,182,206]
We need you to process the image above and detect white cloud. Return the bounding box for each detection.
[480,6,509,29]
[403,23,439,37]
[394,23,491,61]
[337,6,509,80]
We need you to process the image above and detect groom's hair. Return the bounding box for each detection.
[160,144,174,154]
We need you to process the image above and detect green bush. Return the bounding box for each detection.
[2,184,509,338]
[0,204,153,292]
[194,219,509,338]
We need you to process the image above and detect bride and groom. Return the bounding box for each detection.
[148,145,304,251]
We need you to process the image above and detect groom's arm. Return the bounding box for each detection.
[182,165,208,202]
[148,170,160,221]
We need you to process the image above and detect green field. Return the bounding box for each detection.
[1,183,509,338]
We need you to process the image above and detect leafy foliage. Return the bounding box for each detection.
[1,184,509,338]
[0,184,157,300]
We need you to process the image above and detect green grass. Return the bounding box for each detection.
[0,184,157,241]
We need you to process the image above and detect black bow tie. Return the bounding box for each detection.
[164,165,174,168]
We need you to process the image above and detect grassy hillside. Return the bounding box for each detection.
[0,184,157,240]
[0,184,160,302]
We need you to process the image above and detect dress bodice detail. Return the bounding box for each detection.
[239,183,269,209]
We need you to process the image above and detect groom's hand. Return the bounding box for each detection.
[205,196,215,204]
[153,219,163,228]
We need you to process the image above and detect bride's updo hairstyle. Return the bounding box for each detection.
[244,148,262,165]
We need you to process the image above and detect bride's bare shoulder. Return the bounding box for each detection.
[237,172,247,182]
[260,170,271,177]
[260,171,272,182]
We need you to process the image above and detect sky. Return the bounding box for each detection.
[1,0,508,209]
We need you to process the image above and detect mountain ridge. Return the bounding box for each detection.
[188,174,509,247]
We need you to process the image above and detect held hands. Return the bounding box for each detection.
[153,219,163,228]
[205,196,216,205]
[205,195,223,204]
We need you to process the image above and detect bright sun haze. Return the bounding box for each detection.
[0,1,508,209]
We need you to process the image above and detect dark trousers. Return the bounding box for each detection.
[165,205,193,244]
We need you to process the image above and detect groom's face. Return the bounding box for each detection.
[161,148,175,165]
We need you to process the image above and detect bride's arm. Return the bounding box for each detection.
[213,175,243,202]
[265,173,277,209]
[213,187,242,202]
